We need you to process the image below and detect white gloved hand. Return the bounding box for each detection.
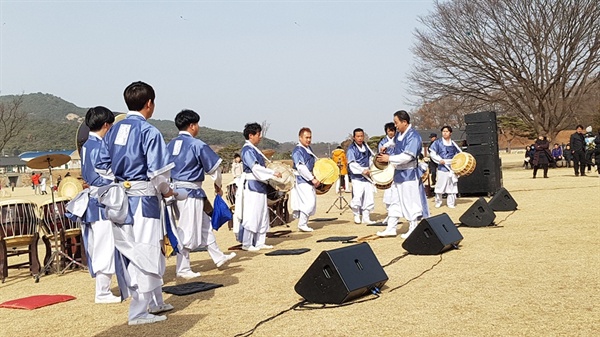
[173,188,188,200]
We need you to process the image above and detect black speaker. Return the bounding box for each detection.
[458,154,503,196]
[459,197,496,227]
[465,123,498,135]
[466,133,498,147]
[488,187,518,211]
[401,213,463,255]
[464,111,497,124]
[294,243,388,304]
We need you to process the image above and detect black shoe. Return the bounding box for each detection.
[581,173,587,176]
[544,176,548,178]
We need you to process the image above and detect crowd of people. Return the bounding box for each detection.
[66,80,599,327]
[523,125,600,178]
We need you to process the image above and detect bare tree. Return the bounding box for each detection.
[409,0,600,141]
[0,95,28,155]
[412,95,476,130]
[260,120,270,138]
[497,115,535,152]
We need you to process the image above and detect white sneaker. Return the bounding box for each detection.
[242,245,260,252]
[256,244,273,250]
[128,314,167,326]
[95,295,121,304]
[149,303,174,314]
[362,219,376,225]
[448,205,456,209]
[176,271,201,279]
[400,232,413,239]
[435,202,442,208]
[353,215,361,224]
[298,225,314,232]
[216,253,236,268]
[376,230,397,237]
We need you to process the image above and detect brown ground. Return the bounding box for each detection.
[0,153,598,337]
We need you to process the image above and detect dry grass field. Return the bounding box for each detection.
[0,153,598,337]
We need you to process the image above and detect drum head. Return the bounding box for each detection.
[58,177,83,199]
[267,162,295,192]
[369,162,394,186]
[451,152,476,177]
[373,159,389,170]
[314,158,340,185]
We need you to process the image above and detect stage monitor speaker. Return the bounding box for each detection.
[294,243,388,304]
[401,213,463,255]
[459,197,496,227]
[488,187,518,211]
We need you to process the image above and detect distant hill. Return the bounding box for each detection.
[0,93,283,154]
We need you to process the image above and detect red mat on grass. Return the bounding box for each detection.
[0,295,76,310]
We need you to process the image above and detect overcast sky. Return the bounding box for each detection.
[1,0,433,143]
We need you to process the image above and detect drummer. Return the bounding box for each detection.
[378,122,397,224]
[347,128,376,225]
[166,109,236,279]
[428,126,462,208]
[376,110,430,238]
[290,127,320,232]
[80,106,121,304]
[236,122,282,251]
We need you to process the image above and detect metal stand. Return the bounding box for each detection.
[326,181,350,215]
[35,160,86,282]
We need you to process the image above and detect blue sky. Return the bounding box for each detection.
[1,0,433,143]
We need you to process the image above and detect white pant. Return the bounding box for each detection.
[350,179,375,215]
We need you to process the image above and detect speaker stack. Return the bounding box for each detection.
[458,111,503,196]
[294,243,388,304]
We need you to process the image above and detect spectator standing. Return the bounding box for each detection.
[569,125,586,176]
[532,136,551,178]
[31,172,41,194]
[584,126,596,172]
[594,131,600,175]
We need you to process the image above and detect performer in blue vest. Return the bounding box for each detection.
[95,81,176,325]
[290,127,320,232]
[375,110,430,238]
[80,106,120,304]
[378,122,397,224]
[235,123,282,251]
[428,126,461,208]
[167,110,236,279]
[346,128,376,225]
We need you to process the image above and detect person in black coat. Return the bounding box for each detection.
[523,145,532,169]
[594,131,600,175]
[563,144,573,168]
[569,125,587,176]
[532,136,551,178]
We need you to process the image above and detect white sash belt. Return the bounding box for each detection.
[172,180,202,190]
